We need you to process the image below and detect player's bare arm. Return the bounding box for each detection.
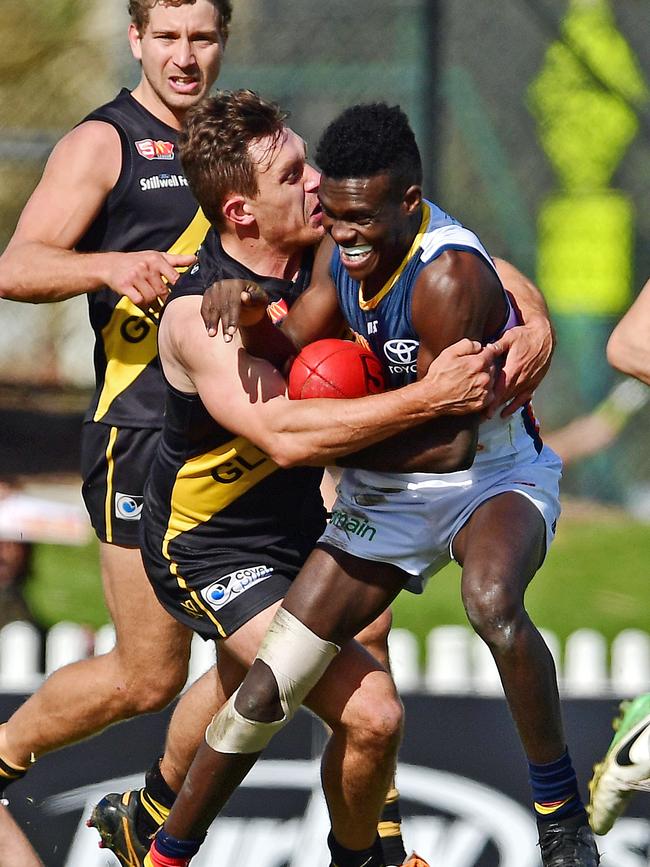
[0,121,195,306]
[162,293,496,468]
[607,277,650,385]
[337,250,504,473]
[491,257,555,417]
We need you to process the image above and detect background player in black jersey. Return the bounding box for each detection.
[148,96,599,867]
[0,0,230,808]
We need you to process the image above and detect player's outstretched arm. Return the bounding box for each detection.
[490,258,555,417]
[607,278,650,385]
[162,295,495,468]
[0,122,195,306]
[336,413,478,473]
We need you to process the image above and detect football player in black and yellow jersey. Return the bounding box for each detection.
[89,87,469,865]
[0,0,229,815]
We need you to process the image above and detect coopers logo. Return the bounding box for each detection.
[33,698,650,866]
[201,565,273,611]
[135,139,175,160]
[384,339,419,373]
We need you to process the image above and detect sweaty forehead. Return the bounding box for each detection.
[319,174,392,208]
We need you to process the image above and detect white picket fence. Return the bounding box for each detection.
[1,620,649,696]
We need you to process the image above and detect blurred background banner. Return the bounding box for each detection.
[3,694,648,867]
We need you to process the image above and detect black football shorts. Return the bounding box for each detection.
[141,529,322,641]
[80,422,161,546]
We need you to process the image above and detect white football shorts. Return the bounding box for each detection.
[318,444,562,593]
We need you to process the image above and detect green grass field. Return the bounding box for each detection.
[23,505,650,655]
[392,510,650,657]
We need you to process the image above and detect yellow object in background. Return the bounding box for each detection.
[538,191,633,316]
[529,0,647,318]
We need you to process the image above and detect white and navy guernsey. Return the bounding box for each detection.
[330,199,544,486]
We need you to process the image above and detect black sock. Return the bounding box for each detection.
[378,787,407,865]
[135,756,177,844]
[328,831,385,867]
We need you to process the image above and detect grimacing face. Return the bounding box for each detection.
[128,0,225,123]
[318,172,421,293]
[244,128,324,252]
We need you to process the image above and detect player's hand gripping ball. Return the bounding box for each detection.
[288,339,385,399]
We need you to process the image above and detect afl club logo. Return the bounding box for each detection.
[135,138,175,160]
[114,492,143,521]
[267,299,289,323]
[384,338,419,373]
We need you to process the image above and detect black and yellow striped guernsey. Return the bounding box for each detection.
[140,232,326,637]
[77,89,210,429]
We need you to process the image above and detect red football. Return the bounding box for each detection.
[288,339,385,400]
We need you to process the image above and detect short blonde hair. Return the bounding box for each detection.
[128,0,231,39]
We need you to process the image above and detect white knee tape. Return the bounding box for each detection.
[205,607,339,754]
[205,687,287,754]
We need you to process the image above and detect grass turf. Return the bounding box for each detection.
[22,509,650,649]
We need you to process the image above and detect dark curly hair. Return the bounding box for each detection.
[128,0,232,40]
[315,103,422,191]
[179,89,288,229]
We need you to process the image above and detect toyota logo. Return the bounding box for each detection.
[384,339,419,365]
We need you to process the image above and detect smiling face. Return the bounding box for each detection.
[129,0,225,128]
[244,128,325,252]
[319,172,422,292]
